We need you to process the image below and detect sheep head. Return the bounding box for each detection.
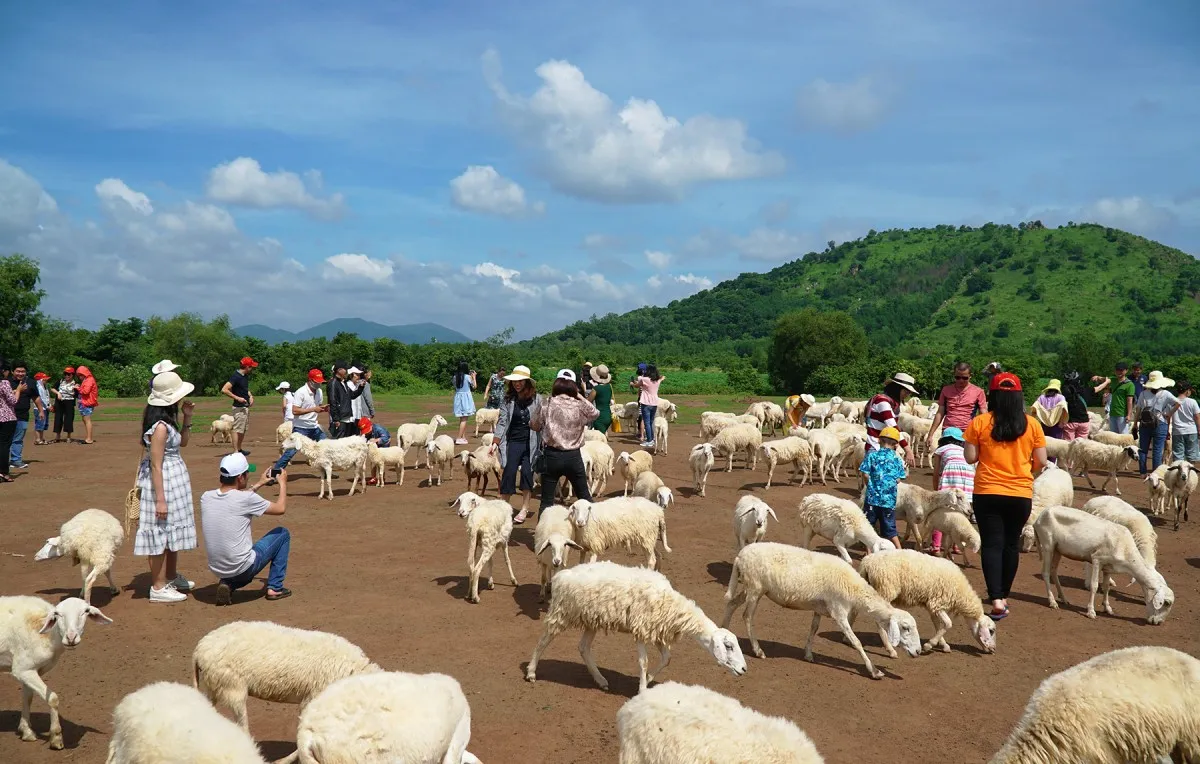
[885,609,922,658]
[535,535,583,568]
[280,433,309,451]
[449,492,485,517]
[35,536,65,561]
[1122,445,1138,464]
[432,414,448,427]
[696,627,746,678]
[656,486,674,509]
[567,500,594,527]
[458,451,471,467]
[40,597,111,649]
[971,614,997,653]
[1144,578,1175,625]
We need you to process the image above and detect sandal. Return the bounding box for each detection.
[513,511,528,525]
[988,607,1009,621]
[265,588,292,601]
[0,475,13,483]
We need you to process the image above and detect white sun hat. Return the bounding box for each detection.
[1144,370,1175,390]
[276,381,291,391]
[147,371,195,407]
[504,365,532,381]
[151,359,180,375]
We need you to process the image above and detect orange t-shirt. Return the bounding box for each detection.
[964,413,1046,498]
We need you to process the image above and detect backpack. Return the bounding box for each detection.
[1138,395,1157,427]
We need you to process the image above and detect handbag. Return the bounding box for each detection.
[124,478,141,537]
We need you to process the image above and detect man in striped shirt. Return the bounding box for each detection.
[865,372,918,467]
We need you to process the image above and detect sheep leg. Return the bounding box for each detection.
[323,465,333,500]
[578,630,609,690]
[1084,558,1101,618]
[443,709,475,764]
[647,645,671,685]
[503,543,518,586]
[1081,467,1097,490]
[525,623,564,682]
[726,451,734,472]
[1100,567,1115,616]
[80,562,99,603]
[1042,547,1061,609]
[105,567,119,595]
[798,527,814,551]
[1111,471,1121,496]
[14,668,61,748]
[742,593,766,659]
[923,610,953,654]
[802,612,822,662]
[636,642,651,693]
[832,535,854,565]
[17,684,35,741]
[835,613,883,679]
[539,563,550,603]
[765,462,775,490]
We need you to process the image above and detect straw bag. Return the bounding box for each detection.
[124,480,141,537]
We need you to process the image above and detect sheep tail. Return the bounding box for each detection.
[725,556,741,602]
[658,517,672,554]
[192,657,201,690]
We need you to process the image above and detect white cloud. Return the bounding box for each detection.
[206,157,345,219]
[157,201,236,235]
[796,76,892,133]
[484,49,785,203]
[1082,196,1176,233]
[644,250,672,270]
[674,273,713,289]
[581,233,625,252]
[0,160,58,235]
[96,178,153,215]
[731,228,813,263]
[323,253,395,284]
[450,165,544,218]
[647,275,663,289]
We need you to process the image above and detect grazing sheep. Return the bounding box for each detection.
[652,417,669,455]
[709,423,762,472]
[582,439,616,497]
[279,432,369,500]
[396,414,449,466]
[473,407,499,436]
[366,441,407,486]
[990,646,1200,764]
[860,549,997,654]
[425,434,457,486]
[450,491,518,603]
[275,420,293,445]
[210,417,233,444]
[1033,506,1174,623]
[106,681,268,763]
[1068,440,1138,496]
[733,495,779,550]
[924,509,981,567]
[459,445,500,495]
[760,436,813,489]
[632,471,674,509]
[1089,430,1135,447]
[689,443,716,497]
[568,497,671,570]
[534,505,582,603]
[758,401,787,436]
[525,561,746,693]
[617,451,655,496]
[1042,436,1071,466]
[796,493,894,564]
[34,508,124,603]
[1079,495,1157,571]
[616,682,824,764]
[721,542,921,679]
[1163,460,1197,530]
[0,596,111,750]
[805,429,842,485]
[296,672,482,764]
[1022,463,1075,552]
[892,485,970,549]
[700,412,758,440]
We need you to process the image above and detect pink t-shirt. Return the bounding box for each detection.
[638,377,663,406]
[937,383,986,429]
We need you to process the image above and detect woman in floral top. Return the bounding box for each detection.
[485,367,506,409]
[532,369,599,512]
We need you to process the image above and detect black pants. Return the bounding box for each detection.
[0,420,15,476]
[539,447,591,510]
[53,399,75,436]
[501,439,534,495]
[973,493,1032,602]
[330,421,354,438]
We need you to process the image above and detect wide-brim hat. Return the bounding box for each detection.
[799,393,816,407]
[590,364,612,384]
[152,359,180,375]
[504,365,532,381]
[1043,379,1062,393]
[1145,370,1175,390]
[276,381,291,391]
[147,371,195,406]
[888,372,919,395]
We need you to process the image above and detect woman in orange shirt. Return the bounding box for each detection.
[964,373,1047,621]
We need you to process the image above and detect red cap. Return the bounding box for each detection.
[358,417,373,436]
[64,366,75,374]
[989,372,1022,392]
[307,368,326,384]
[240,357,259,369]
[34,372,50,380]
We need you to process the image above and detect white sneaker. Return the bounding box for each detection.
[170,574,195,591]
[150,583,187,603]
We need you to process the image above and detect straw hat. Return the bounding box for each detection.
[147,372,194,406]
[590,364,612,384]
[888,372,918,395]
[504,365,532,381]
[1145,370,1175,390]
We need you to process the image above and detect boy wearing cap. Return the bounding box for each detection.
[269,369,329,477]
[201,453,292,604]
[221,357,258,455]
[859,426,906,549]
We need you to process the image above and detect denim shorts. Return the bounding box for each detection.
[864,504,898,539]
[78,405,94,417]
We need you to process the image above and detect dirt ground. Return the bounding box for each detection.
[1,396,1197,763]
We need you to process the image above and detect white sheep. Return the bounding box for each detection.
[525,561,746,693]
[451,491,518,603]
[1033,506,1174,623]
[805,429,842,485]
[657,398,679,422]
[803,396,843,428]
[652,416,669,455]
[747,401,786,436]
[1163,459,1197,530]
[425,434,457,486]
[616,681,824,764]
[568,497,671,570]
[473,407,499,436]
[1089,430,1135,447]
[1145,463,1172,516]
[296,672,482,764]
[689,443,716,497]
[459,445,500,495]
[279,432,369,500]
[192,620,381,750]
[34,508,124,604]
[0,596,111,750]
[990,646,1200,764]
[796,493,894,564]
[1067,440,1138,495]
[582,439,615,497]
[733,495,779,550]
[1087,411,1104,435]
[106,681,268,763]
[632,471,674,509]
[210,417,233,444]
[832,434,868,483]
[480,432,495,447]
[583,428,608,443]
[275,420,293,445]
[760,436,813,489]
[709,423,762,472]
[923,509,981,567]
[614,401,641,432]
[1022,463,1075,552]
[396,414,449,466]
[700,411,758,440]
[721,542,921,679]
[1042,436,1071,466]
[617,450,655,496]
[533,505,583,603]
[219,413,235,423]
[1079,495,1157,571]
[859,548,997,654]
[366,441,407,487]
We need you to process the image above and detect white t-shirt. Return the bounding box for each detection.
[282,391,295,422]
[1172,396,1200,435]
[291,384,323,429]
[199,489,271,578]
[349,380,366,420]
[1136,389,1179,426]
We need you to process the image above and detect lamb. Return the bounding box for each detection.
[279,432,369,500]
[733,495,779,550]
[193,621,381,763]
[652,416,669,454]
[989,646,1200,764]
[395,414,449,465]
[689,443,716,497]
[366,441,407,486]
[34,508,124,603]
[425,434,457,486]
[893,485,971,549]
[210,417,233,444]
[796,493,894,564]
[533,505,583,603]
[459,445,500,495]
[1144,463,1172,516]
[1032,506,1174,623]
[582,439,615,497]
[923,509,981,567]
[0,596,111,750]
[275,420,293,445]
[525,561,746,693]
[657,398,679,422]
[617,450,655,496]
[1089,430,1135,447]
[450,491,518,603]
[296,672,482,764]
[1021,463,1075,552]
[859,549,997,654]
[708,423,762,472]
[632,471,674,509]
[473,407,499,436]
[805,429,842,485]
[616,682,824,764]
[568,497,671,570]
[721,542,922,679]
[1163,459,1197,530]
[760,436,813,489]
[106,682,268,763]
[1067,440,1138,495]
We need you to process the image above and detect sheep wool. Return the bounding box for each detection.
[533,505,582,602]
[689,443,716,497]
[569,497,671,570]
[34,508,124,604]
[1022,464,1075,552]
[796,493,893,564]
[632,471,673,509]
[366,441,408,487]
[426,434,457,486]
[1067,440,1138,496]
[733,495,779,550]
[452,491,519,603]
[473,407,499,436]
[759,436,813,489]
[617,450,655,496]
[106,682,267,764]
[278,432,369,500]
[709,423,762,472]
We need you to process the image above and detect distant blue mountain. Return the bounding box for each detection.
[235,318,472,345]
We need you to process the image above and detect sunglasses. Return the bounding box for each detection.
[954,375,970,381]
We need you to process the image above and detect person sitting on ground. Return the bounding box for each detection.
[200,452,291,605]
[859,426,906,550]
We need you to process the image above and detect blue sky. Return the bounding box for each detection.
[2,0,1197,339]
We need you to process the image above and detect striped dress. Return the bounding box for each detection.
[934,443,975,496]
[133,421,197,556]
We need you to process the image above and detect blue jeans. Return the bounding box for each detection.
[1172,431,1199,462]
[370,423,391,447]
[641,405,657,443]
[1138,421,1169,473]
[9,419,28,464]
[864,504,898,539]
[1109,416,1128,435]
[273,425,326,473]
[34,411,48,432]
[222,527,290,592]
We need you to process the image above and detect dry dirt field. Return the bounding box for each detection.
[1,396,1198,763]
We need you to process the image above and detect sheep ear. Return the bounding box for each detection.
[87,606,113,624]
[886,617,902,648]
[1151,590,1166,609]
[767,507,779,522]
[38,612,58,634]
[565,539,584,550]
[534,539,550,556]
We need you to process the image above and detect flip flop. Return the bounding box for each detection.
[265,588,292,601]
[989,608,1009,621]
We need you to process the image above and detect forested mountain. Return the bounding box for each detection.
[236,318,471,345]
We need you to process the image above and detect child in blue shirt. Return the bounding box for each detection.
[859,426,907,549]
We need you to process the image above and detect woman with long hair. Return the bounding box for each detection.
[964,373,1047,621]
[1059,372,1092,442]
[50,366,77,442]
[133,372,198,603]
[634,363,666,449]
[0,360,23,484]
[532,369,599,512]
[588,365,614,433]
[452,361,477,445]
[493,365,541,524]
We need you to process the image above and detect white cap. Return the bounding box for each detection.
[219,452,250,478]
[275,381,291,391]
[348,366,363,375]
[152,359,180,375]
[556,368,577,381]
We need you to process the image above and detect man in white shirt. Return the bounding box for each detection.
[269,368,328,477]
[200,452,291,605]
